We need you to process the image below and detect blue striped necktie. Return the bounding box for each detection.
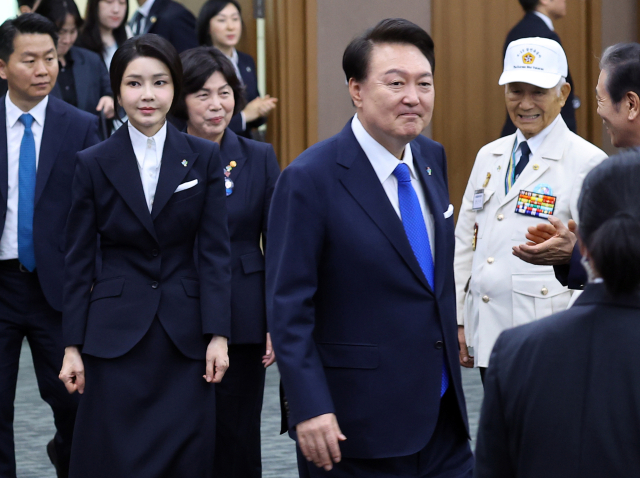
[18,113,36,272]
[393,163,448,397]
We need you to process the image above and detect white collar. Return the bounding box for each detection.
[351,114,416,183]
[516,114,561,156]
[5,94,48,129]
[534,11,554,31]
[138,0,156,18]
[128,120,167,166]
[227,48,239,66]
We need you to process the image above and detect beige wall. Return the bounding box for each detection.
[601,0,638,155]
[315,0,431,141]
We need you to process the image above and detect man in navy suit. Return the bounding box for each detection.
[0,13,99,478]
[267,18,473,477]
[130,0,198,53]
[501,0,577,136]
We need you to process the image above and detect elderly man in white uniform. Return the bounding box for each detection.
[454,37,607,382]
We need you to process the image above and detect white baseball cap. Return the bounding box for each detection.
[498,37,568,88]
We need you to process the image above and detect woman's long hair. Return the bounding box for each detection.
[76,0,128,58]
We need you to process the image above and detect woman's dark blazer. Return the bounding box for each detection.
[228,51,265,138]
[220,129,279,343]
[62,122,232,360]
[50,46,112,117]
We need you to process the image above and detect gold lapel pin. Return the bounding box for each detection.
[181,159,188,167]
[533,164,539,171]
[150,16,157,23]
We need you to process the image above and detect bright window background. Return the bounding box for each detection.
[0,0,138,26]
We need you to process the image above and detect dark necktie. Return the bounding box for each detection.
[130,11,144,36]
[393,163,448,397]
[18,114,36,272]
[514,141,531,181]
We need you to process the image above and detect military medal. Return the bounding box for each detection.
[515,190,557,218]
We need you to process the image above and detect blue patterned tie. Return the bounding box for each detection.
[18,114,36,272]
[393,163,448,397]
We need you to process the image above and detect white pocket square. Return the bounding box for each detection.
[443,204,454,219]
[174,179,198,193]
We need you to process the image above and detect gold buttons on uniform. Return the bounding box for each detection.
[487,257,494,264]
[497,214,504,221]
[541,287,549,296]
[482,295,490,303]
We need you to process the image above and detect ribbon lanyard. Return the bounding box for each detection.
[504,139,519,194]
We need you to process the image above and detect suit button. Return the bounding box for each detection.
[487,257,494,264]
[435,341,444,350]
[151,281,159,289]
[541,287,549,296]
[152,249,159,257]
[482,295,490,303]
[497,214,504,221]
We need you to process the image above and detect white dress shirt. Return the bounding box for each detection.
[351,114,435,257]
[513,114,561,167]
[0,95,48,260]
[534,11,554,31]
[128,121,166,212]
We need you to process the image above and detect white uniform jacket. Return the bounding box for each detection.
[454,118,607,367]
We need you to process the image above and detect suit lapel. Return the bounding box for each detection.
[337,126,433,294]
[221,129,245,183]
[412,142,446,298]
[150,124,199,220]
[70,48,89,111]
[144,0,168,33]
[0,99,7,205]
[36,97,70,205]
[95,125,157,240]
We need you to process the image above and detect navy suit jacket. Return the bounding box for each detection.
[228,51,265,138]
[50,46,112,117]
[62,122,231,360]
[221,129,279,344]
[0,95,100,311]
[266,122,469,459]
[143,0,198,53]
[476,283,640,477]
[501,12,577,136]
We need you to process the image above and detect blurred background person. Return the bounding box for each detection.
[37,0,114,131]
[197,0,277,139]
[476,153,640,478]
[176,45,279,478]
[501,0,577,136]
[75,0,130,69]
[129,0,197,53]
[454,38,606,383]
[17,0,44,14]
[59,34,230,478]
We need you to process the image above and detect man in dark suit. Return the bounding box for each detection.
[129,0,198,53]
[0,13,100,478]
[501,0,577,136]
[267,18,473,477]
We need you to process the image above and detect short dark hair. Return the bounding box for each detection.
[196,0,242,46]
[0,13,58,63]
[599,43,640,107]
[174,46,246,121]
[36,0,83,31]
[518,0,540,13]
[110,34,183,115]
[578,151,640,295]
[342,18,435,83]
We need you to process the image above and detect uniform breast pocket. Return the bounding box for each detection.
[511,273,571,326]
[475,189,495,240]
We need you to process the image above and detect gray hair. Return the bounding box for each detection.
[599,43,640,105]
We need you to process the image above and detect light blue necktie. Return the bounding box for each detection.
[393,163,448,397]
[18,114,36,272]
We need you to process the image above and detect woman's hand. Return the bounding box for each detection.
[96,96,115,119]
[243,95,278,122]
[59,346,86,394]
[262,332,276,368]
[204,335,229,383]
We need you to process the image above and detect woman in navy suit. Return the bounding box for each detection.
[176,46,280,478]
[196,0,277,138]
[59,35,231,478]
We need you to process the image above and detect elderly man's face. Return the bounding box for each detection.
[596,69,636,148]
[349,43,434,158]
[505,82,569,139]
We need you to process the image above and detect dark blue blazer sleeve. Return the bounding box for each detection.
[149,0,198,53]
[553,243,586,290]
[266,162,335,427]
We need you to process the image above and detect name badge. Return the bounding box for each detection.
[515,190,557,218]
[472,189,484,211]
